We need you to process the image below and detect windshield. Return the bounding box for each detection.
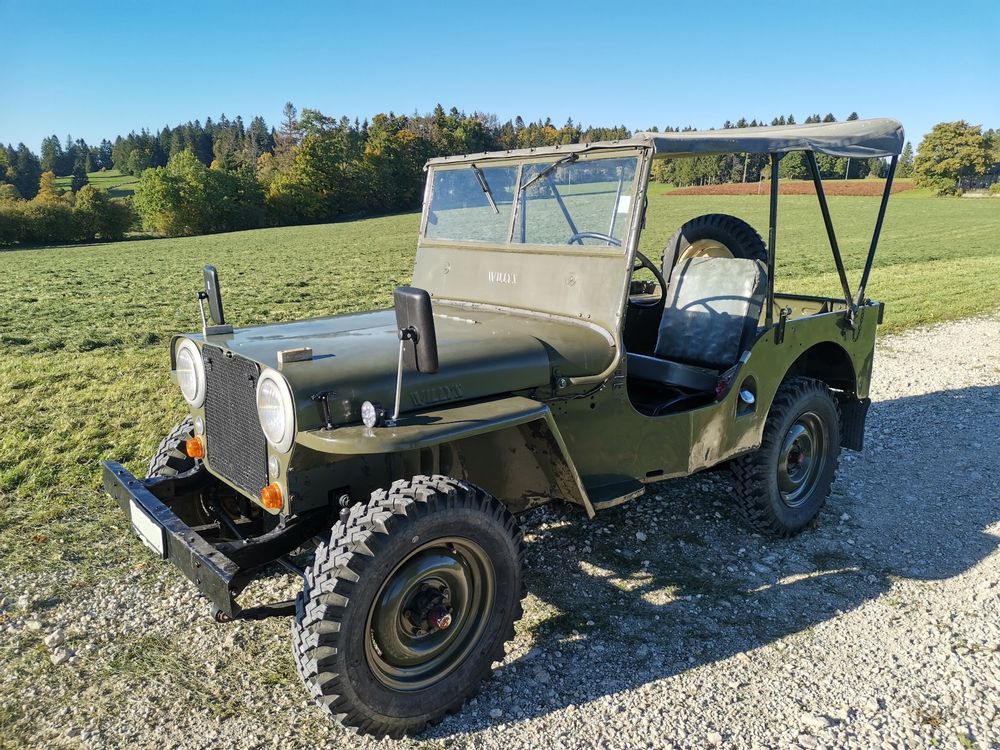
[424,154,639,247]
[425,165,518,243]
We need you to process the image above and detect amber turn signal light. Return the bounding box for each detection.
[261,482,283,510]
[184,436,204,459]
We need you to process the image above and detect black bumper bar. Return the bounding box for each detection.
[103,460,313,620]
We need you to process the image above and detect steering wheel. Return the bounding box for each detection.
[629,250,667,308]
[567,231,621,246]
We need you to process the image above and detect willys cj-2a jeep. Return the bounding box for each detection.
[103,117,904,737]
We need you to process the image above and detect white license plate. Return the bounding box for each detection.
[129,498,167,559]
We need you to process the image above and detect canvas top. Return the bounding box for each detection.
[425,118,904,165]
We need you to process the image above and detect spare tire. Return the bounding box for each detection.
[663,214,768,273]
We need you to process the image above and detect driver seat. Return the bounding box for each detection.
[627,256,767,392]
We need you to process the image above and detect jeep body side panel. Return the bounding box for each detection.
[549,302,881,499]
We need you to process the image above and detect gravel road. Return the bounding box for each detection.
[2,313,998,750]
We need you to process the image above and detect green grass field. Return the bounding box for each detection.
[0,190,998,582]
[0,188,997,746]
[53,169,138,197]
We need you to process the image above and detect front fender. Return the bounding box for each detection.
[295,396,594,517]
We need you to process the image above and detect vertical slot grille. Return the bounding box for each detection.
[202,345,268,498]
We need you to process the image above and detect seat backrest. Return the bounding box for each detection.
[654,257,767,370]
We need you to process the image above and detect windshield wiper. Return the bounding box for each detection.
[471,164,500,214]
[519,153,578,192]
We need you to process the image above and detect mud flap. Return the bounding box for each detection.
[839,397,871,452]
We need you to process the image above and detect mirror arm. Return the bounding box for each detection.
[197,292,209,338]
[389,328,416,426]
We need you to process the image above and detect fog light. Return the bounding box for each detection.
[268,455,280,479]
[184,436,204,459]
[261,482,283,510]
[194,416,205,435]
[361,400,385,428]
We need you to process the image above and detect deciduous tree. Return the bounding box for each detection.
[914,121,988,194]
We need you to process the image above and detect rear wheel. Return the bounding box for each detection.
[731,377,841,536]
[146,417,199,479]
[664,213,768,267]
[292,476,525,738]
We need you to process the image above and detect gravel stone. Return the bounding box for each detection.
[43,629,65,648]
[801,712,831,730]
[48,647,71,666]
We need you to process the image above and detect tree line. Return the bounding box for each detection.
[2,105,997,246]
[126,104,631,235]
[0,172,133,246]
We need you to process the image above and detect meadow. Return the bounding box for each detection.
[53,169,138,198]
[0,189,998,583]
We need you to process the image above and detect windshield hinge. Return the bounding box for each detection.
[775,306,792,344]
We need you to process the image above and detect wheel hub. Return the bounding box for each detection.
[428,605,453,631]
[402,583,453,634]
[776,411,827,508]
[366,537,495,691]
[679,239,735,262]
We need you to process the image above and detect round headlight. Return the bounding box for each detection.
[255,369,295,453]
[175,339,205,407]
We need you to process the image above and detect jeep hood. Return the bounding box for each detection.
[198,303,613,430]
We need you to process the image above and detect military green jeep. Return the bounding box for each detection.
[103,118,904,737]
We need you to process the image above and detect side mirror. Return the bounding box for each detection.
[203,265,226,326]
[393,286,438,374]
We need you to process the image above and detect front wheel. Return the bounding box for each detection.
[292,476,525,738]
[146,417,200,479]
[731,377,841,536]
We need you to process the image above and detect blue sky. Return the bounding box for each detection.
[2,0,997,153]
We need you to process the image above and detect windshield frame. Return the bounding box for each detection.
[419,147,646,255]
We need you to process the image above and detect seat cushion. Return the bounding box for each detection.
[654,257,766,370]
[626,352,719,392]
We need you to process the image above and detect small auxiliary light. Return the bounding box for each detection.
[261,482,283,510]
[361,400,386,429]
[184,436,205,459]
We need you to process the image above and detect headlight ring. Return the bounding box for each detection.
[255,369,295,453]
[174,339,206,408]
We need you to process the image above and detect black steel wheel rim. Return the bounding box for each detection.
[365,537,495,691]
[776,410,828,508]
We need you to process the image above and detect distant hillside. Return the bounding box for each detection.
[53,170,137,198]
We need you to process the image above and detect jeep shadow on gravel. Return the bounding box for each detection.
[103,118,904,737]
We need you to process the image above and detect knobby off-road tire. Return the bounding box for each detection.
[731,377,841,536]
[664,213,769,269]
[292,476,526,738]
[145,417,199,479]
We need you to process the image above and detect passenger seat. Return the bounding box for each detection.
[627,257,767,392]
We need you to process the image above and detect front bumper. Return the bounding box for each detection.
[102,461,316,620]
[104,461,248,618]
